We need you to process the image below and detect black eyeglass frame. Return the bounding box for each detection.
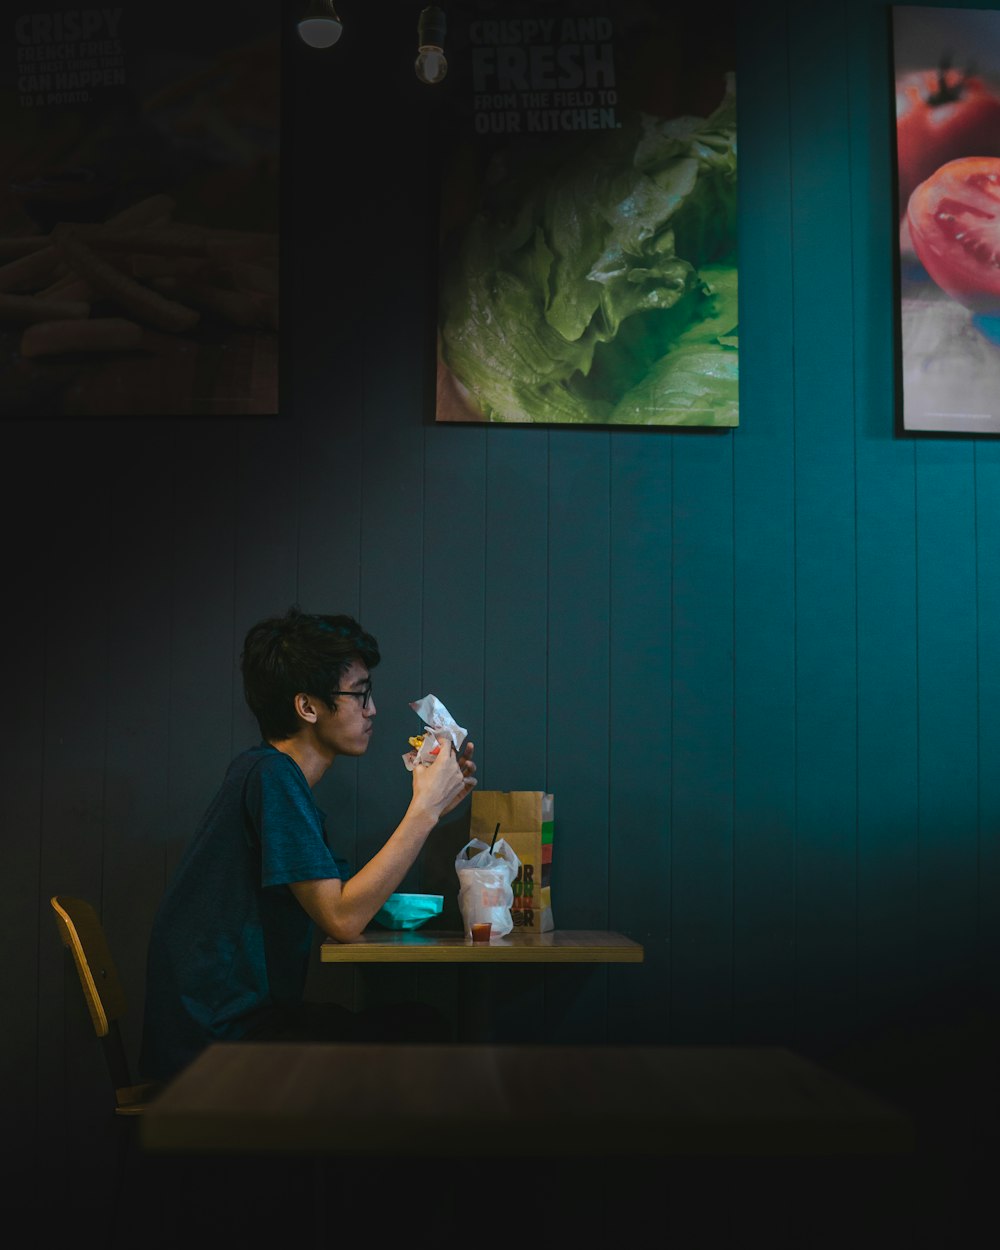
[330,684,373,709]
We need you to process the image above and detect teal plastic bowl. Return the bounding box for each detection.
[373,893,444,930]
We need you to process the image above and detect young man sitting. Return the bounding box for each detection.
[140,606,476,1083]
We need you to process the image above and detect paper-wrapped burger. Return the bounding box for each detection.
[402,693,467,770]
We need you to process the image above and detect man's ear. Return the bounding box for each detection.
[294,692,321,724]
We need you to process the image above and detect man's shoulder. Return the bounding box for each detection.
[232,744,313,805]
[227,743,297,782]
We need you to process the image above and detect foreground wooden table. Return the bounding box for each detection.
[141,1041,914,1157]
[319,928,645,963]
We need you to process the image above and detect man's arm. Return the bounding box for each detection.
[289,740,475,942]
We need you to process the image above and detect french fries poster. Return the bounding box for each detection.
[894,5,1000,434]
[434,4,738,427]
[0,2,279,417]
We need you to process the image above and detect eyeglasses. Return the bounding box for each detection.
[331,684,373,709]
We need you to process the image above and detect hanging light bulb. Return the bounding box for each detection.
[298,0,343,49]
[415,6,447,85]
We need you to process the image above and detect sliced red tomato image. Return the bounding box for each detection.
[896,63,1000,213]
[907,156,1000,314]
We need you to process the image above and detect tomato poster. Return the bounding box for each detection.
[893,6,1000,434]
[0,1,279,417]
[433,4,737,427]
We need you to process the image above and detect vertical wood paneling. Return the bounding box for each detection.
[788,2,860,1054]
[0,425,47,1198]
[165,427,238,878]
[102,433,175,1066]
[546,431,611,1041]
[416,425,487,1022]
[915,443,980,1012]
[608,432,673,1042]
[482,428,550,786]
[419,426,488,804]
[481,427,550,1040]
[974,441,1000,1013]
[669,433,735,1041]
[731,6,798,1044]
[36,427,113,1208]
[232,420,302,747]
[420,426,487,806]
[848,1,922,1038]
[296,410,364,621]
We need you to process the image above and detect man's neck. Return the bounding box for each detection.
[270,735,334,788]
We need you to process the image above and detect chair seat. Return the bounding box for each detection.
[115,1082,161,1116]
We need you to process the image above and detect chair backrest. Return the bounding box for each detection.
[50,895,152,1114]
[51,895,127,1036]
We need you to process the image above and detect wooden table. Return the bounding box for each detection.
[319,927,644,963]
[140,1041,914,1158]
[320,928,644,1039]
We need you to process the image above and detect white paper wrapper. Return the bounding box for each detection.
[402,693,467,770]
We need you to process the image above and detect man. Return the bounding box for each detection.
[139,606,475,1083]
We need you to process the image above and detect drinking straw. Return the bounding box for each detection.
[490,821,500,852]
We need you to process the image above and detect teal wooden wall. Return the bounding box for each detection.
[4,0,1000,1219]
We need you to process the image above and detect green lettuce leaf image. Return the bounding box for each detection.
[438,75,738,426]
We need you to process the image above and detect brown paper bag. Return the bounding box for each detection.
[469,791,554,932]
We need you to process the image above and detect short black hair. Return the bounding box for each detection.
[241,606,380,741]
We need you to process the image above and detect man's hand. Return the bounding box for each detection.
[410,737,471,821]
[441,740,476,816]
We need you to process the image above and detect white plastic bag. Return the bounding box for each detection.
[455,837,521,938]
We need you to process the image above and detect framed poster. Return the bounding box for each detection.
[0,1,279,417]
[893,5,1000,433]
[434,4,737,427]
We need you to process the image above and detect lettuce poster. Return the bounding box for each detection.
[0,1,279,417]
[894,6,1000,433]
[434,5,737,427]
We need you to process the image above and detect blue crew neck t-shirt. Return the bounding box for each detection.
[140,744,349,1082]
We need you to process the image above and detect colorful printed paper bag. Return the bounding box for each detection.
[469,791,554,932]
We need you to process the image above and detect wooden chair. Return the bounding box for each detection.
[50,895,159,1115]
